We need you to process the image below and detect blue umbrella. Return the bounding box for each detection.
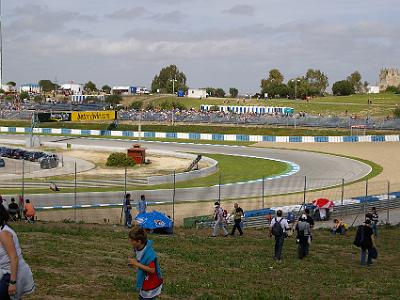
[135,211,173,230]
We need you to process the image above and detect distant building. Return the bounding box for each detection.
[1,84,17,93]
[112,86,137,95]
[61,83,84,95]
[187,89,208,99]
[379,68,400,91]
[20,83,41,94]
[367,86,380,94]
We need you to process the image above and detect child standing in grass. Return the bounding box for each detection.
[128,227,163,300]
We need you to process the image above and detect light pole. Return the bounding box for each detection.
[291,79,301,100]
[0,0,3,88]
[169,78,177,96]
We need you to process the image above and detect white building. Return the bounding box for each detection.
[1,84,17,93]
[71,94,105,103]
[187,89,208,99]
[367,86,380,94]
[20,83,41,94]
[112,86,136,95]
[61,83,84,95]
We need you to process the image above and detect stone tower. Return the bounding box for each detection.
[379,68,400,91]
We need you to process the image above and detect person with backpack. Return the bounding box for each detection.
[354,219,377,266]
[229,203,244,236]
[269,210,290,261]
[211,202,228,237]
[295,215,312,259]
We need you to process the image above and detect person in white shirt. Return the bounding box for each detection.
[269,210,290,261]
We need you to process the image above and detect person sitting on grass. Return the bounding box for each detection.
[8,198,20,221]
[331,218,346,235]
[128,227,163,299]
[23,200,35,223]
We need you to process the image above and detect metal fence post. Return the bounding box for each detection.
[341,178,344,206]
[218,172,222,202]
[387,181,390,224]
[364,178,368,214]
[303,176,307,208]
[21,159,25,200]
[173,170,176,225]
[124,166,127,198]
[262,176,265,209]
[74,162,77,223]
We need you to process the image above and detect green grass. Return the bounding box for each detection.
[0,120,399,136]
[14,222,400,300]
[0,154,289,195]
[128,93,400,117]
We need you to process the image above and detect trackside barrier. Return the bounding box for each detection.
[1,126,400,143]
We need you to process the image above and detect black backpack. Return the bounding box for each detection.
[272,218,284,237]
[353,225,365,247]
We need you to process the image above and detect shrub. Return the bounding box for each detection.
[130,101,143,110]
[385,86,400,93]
[209,105,220,111]
[106,153,135,167]
[394,106,400,119]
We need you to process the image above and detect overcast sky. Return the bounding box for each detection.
[2,0,400,92]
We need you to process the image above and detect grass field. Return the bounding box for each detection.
[1,120,399,137]
[123,93,400,117]
[14,222,400,300]
[0,154,289,195]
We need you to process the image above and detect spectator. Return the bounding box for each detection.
[371,207,379,237]
[304,208,315,228]
[360,219,376,266]
[229,203,244,236]
[138,195,147,215]
[8,198,20,221]
[269,210,290,261]
[211,202,228,237]
[0,205,35,299]
[128,227,163,299]
[295,214,312,259]
[331,219,346,235]
[123,194,133,228]
[23,200,35,223]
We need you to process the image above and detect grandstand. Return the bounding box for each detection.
[200,104,295,115]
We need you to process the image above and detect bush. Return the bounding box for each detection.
[105,95,122,105]
[209,105,220,111]
[130,101,143,110]
[394,106,400,119]
[106,153,135,167]
[332,80,355,96]
[385,86,400,93]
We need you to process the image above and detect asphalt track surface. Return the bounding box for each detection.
[0,134,372,207]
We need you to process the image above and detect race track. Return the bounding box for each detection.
[0,134,372,207]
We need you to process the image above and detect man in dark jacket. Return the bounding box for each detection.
[230,203,244,236]
[360,219,376,266]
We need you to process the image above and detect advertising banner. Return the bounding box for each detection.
[70,111,116,122]
[37,112,71,122]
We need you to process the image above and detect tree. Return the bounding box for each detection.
[332,80,355,96]
[84,81,97,93]
[347,71,363,93]
[38,80,56,93]
[105,94,122,106]
[305,69,329,96]
[260,68,286,97]
[206,87,216,97]
[385,86,400,93]
[102,85,111,94]
[214,88,226,98]
[6,81,16,87]
[151,64,187,94]
[229,88,239,98]
[20,91,30,100]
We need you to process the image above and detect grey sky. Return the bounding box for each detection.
[2,0,399,93]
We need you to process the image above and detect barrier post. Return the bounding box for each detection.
[341,178,344,206]
[124,166,127,198]
[262,176,265,209]
[74,162,77,223]
[387,181,390,224]
[21,159,25,200]
[303,176,307,209]
[173,170,176,225]
[364,178,368,214]
[218,172,222,202]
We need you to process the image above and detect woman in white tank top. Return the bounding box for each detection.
[0,205,35,300]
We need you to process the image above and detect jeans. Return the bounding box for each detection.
[361,247,373,265]
[231,219,243,236]
[124,211,132,227]
[372,223,378,237]
[298,237,309,259]
[0,273,10,300]
[212,220,228,236]
[274,236,285,260]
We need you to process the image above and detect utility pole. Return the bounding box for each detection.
[0,0,3,88]
[169,78,177,95]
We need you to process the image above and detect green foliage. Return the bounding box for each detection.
[20,91,30,100]
[261,69,287,97]
[0,89,5,94]
[4,95,13,101]
[394,106,400,118]
[159,100,187,110]
[206,87,225,98]
[305,69,329,95]
[84,81,97,92]
[33,95,44,103]
[151,64,188,93]
[209,105,220,111]
[6,81,16,87]
[145,102,155,110]
[39,80,57,93]
[347,71,363,93]
[332,80,355,96]
[229,87,239,98]
[385,86,400,93]
[130,101,143,110]
[105,95,122,105]
[102,85,111,94]
[106,153,135,167]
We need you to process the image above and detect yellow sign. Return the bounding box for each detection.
[71,111,116,122]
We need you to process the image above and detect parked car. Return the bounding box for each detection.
[12,149,26,159]
[0,158,5,167]
[38,154,59,163]
[0,148,13,158]
[40,157,58,169]
[27,152,46,162]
